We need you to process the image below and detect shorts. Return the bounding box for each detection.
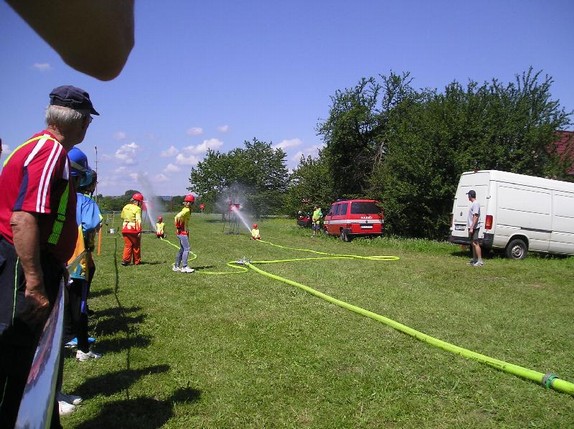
[469,228,480,241]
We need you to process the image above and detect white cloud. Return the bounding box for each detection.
[164,163,181,173]
[186,127,203,136]
[217,125,230,133]
[160,145,179,157]
[175,153,200,166]
[115,142,139,165]
[197,138,223,152]
[153,173,170,182]
[33,63,52,72]
[274,138,302,150]
[290,144,324,166]
[182,138,223,155]
[114,166,128,174]
[0,143,10,155]
[114,131,128,141]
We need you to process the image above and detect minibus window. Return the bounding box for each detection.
[351,202,380,214]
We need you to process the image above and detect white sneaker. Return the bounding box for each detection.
[58,400,76,416]
[472,261,484,267]
[76,350,102,361]
[58,392,83,405]
[172,264,180,272]
[180,266,195,273]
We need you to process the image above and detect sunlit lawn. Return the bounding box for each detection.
[61,215,574,428]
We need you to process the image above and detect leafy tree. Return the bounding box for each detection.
[317,72,416,200]
[376,68,572,238]
[317,77,382,198]
[313,69,571,239]
[285,153,334,216]
[189,138,289,217]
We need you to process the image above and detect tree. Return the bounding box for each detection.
[189,138,289,217]
[313,69,571,239]
[317,77,382,198]
[317,72,416,200]
[285,153,334,216]
[375,68,572,238]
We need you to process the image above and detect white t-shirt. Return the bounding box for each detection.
[467,200,481,228]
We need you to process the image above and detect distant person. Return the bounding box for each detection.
[173,195,195,273]
[66,148,103,363]
[467,190,484,267]
[121,193,144,266]
[6,0,135,81]
[156,216,166,239]
[312,205,323,237]
[251,223,261,240]
[0,85,98,428]
[199,202,205,213]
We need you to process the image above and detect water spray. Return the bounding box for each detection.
[230,205,253,234]
[142,200,159,233]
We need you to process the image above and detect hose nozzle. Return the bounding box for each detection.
[236,257,251,265]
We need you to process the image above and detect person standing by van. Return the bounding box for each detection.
[467,190,484,267]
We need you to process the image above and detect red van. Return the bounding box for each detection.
[322,199,384,241]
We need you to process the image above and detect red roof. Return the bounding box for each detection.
[552,131,574,175]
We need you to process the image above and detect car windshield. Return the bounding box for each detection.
[350,201,381,214]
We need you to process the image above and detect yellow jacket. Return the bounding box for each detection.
[121,203,142,233]
[175,207,191,236]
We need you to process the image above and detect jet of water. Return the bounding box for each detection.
[142,200,158,232]
[230,205,253,233]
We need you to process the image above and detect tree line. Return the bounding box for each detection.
[185,69,572,240]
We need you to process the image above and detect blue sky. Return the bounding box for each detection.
[1,1,573,196]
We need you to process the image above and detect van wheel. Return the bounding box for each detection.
[505,239,528,260]
[340,230,351,242]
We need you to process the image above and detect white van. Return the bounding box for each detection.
[449,170,574,259]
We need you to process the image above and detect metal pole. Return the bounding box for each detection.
[94,145,98,202]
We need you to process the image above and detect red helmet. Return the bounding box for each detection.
[132,193,144,202]
[184,194,195,203]
[252,223,258,229]
[157,216,163,222]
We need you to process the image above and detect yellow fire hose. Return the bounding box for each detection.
[160,236,574,395]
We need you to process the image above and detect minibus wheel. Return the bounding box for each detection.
[340,230,351,242]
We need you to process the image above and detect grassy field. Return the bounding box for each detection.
[61,214,574,428]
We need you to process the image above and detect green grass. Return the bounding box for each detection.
[61,215,574,428]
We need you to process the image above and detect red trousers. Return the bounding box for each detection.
[122,233,141,265]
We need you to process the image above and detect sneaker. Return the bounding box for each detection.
[65,338,77,349]
[76,350,102,361]
[58,400,76,416]
[472,261,484,267]
[65,337,96,349]
[58,392,83,405]
[172,264,180,272]
[121,261,129,266]
[180,266,195,273]
[467,259,477,266]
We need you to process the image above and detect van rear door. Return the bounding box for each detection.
[449,172,489,244]
[349,201,383,235]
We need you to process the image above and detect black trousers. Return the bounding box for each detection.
[0,236,63,428]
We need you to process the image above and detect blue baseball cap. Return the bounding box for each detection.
[49,85,99,115]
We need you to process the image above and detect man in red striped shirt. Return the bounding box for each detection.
[0,85,98,428]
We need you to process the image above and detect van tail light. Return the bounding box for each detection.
[485,215,493,230]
